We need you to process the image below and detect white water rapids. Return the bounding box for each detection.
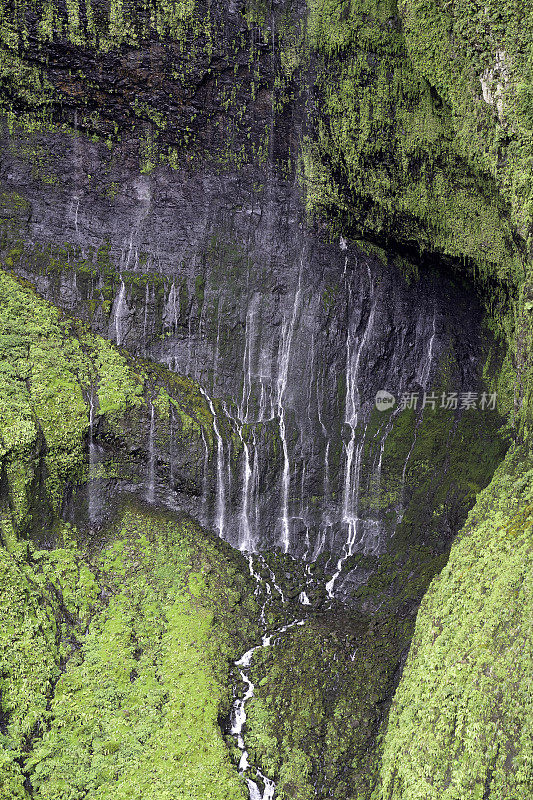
[229,557,306,799]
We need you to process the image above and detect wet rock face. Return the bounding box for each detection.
[0,130,503,600]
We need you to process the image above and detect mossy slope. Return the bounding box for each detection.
[305,0,533,437]
[1,505,259,800]
[376,445,533,800]
[245,612,412,800]
[0,267,216,543]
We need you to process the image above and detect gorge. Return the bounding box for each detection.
[0,1,531,799]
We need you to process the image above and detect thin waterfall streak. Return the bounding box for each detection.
[316,373,331,530]
[312,528,326,562]
[114,279,127,346]
[323,440,330,508]
[146,402,156,503]
[213,299,223,391]
[240,437,253,551]
[186,311,193,376]
[276,269,302,553]
[88,391,97,528]
[143,283,150,351]
[201,389,225,538]
[201,428,210,526]
[399,417,422,522]
[421,310,437,388]
[328,267,377,595]
[223,400,253,552]
[240,296,258,422]
[299,462,306,518]
[306,334,316,428]
[252,433,260,534]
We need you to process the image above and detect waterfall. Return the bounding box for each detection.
[240,437,253,551]
[146,402,156,503]
[124,247,444,576]
[327,270,378,596]
[212,299,223,390]
[276,275,302,553]
[201,389,226,538]
[88,392,97,529]
[143,283,150,343]
[317,374,331,538]
[113,279,127,347]
[299,590,311,606]
[164,283,179,333]
[418,310,437,389]
[251,432,261,534]
[185,307,194,376]
[240,296,259,422]
[398,310,439,520]
[258,555,286,603]
[230,621,305,799]
[220,399,255,552]
[230,641,277,800]
[201,429,210,526]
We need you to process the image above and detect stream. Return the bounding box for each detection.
[228,556,307,799]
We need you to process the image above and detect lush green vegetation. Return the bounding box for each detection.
[305,0,519,275]
[0,266,143,541]
[245,613,412,800]
[0,504,261,800]
[0,267,218,545]
[0,1,531,798]
[399,0,533,240]
[376,444,533,799]
[304,0,533,438]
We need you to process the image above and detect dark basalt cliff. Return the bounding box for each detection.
[0,132,505,587]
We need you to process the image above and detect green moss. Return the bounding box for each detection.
[0,500,263,800]
[0,533,105,799]
[377,445,533,799]
[304,0,533,436]
[0,268,218,538]
[92,337,144,417]
[306,0,520,274]
[246,613,413,800]
[23,505,257,800]
[399,0,533,241]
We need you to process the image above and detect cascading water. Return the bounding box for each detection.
[146,402,156,503]
[142,283,151,347]
[240,296,259,423]
[201,388,226,538]
[326,269,378,596]
[229,557,306,800]
[113,279,127,347]
[276,273,302,553]
[418,309,437,389]
[164,283,179,335]
[240,437,253,551]
[221,401,255,552]
[183,254,445,580]
[83,233,459,596]
[398,308,438,521]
